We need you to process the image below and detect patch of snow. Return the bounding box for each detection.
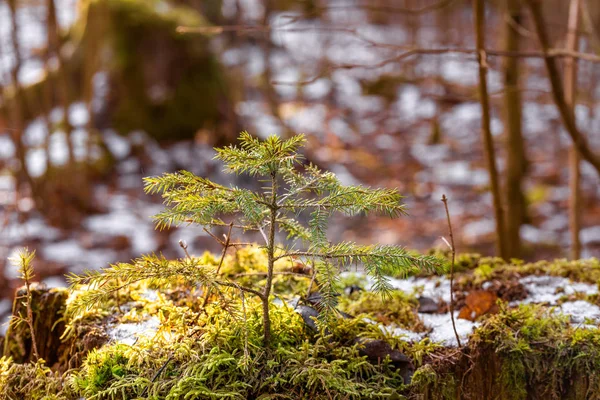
[23,119,47,147]
[48,131,70,166]
[541,215,568,231]
[329,165,360,186]
[418,312,479,347]
[410,144,449,167]
[71,129,89,161]
[26,148,47,178]
[386,276,452,303]
[0,136,15,159]
[303,78,332,99]
[432,161,488,186]
[515,275,598,305]
[385,326,423,342]
[43,240,118,271]
[4,217,60,242]
[463,219,495,243]
[84,209,157,255]
[69,103,89,127]
[581,226,600,245]
[107,316,161,346]
[42,276,67,288]
[139,289,159,302]
[558,300,600,324]
[520,225,559,244]
[396,86,436,122]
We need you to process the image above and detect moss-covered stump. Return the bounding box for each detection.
[2,284,68,367]
[408,304,600,400]
[81,0,238,142]
[3,251,600,399]
[1,0,238,144]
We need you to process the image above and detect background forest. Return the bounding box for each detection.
[0,0,599,333]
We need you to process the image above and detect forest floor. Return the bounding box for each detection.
[1,1,600,336]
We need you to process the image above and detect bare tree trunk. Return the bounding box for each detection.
[564,0,582,259]
[473,0,508,260]
[502,0,527,259]
[526,0,600,175]
[581,0,600,55]
[6,0,37,203]
[261,0,291,139]
[47,0,75,164]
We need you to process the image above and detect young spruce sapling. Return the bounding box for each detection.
[69,132,442,348]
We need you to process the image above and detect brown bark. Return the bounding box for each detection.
[564,0,582,259]
[581,0,600,55]
[47,0,75,164]
[473,0,508,260]
[526,0,600,175]
[502,0,527,259]
[6,0,37,202]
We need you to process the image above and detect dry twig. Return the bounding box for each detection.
[441,195,461,348]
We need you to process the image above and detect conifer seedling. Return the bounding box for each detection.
[69,132,442,348]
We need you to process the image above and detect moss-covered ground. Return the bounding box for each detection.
[2,248,600,399]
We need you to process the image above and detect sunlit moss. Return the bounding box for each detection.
[338,290,424,331]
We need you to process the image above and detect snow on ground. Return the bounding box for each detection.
[514,275,598,305]
[558,301,600,325]
[107,316,161,346]
[385,275,452,303]
[356,271,600,347]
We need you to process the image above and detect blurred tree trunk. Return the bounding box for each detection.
[261,0,285,138]
[502,0,527,259]
[6,0,37,205]
[564,0,582,259]
[473,0,508,260]
[581,0,600,55]
[47,0,75,165]
[526,0,600,175]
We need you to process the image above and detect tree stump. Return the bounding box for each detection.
[2,284,68,367]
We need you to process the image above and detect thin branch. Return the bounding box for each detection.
[273,251,420,262]
[216,281,265,299]
[473,0,508,260]
[526,0,600,175]
[234,271,312,279]
[200,223,234,309]
[257,224,269,244]
[565,0,582,259]
[178,240,192,260]
[317,0,456,15]
[441,194,461,348]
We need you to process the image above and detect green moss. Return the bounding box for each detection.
[65,297,408,399]
[72,345,136,397]
[409,364,457,400]
[8,248,600,399]
[470,304,600,399]
[0,357,71,399]
[338,290,423,331]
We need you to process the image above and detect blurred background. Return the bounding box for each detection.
[0,0,599,320]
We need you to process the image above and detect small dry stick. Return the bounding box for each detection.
[200,222,235,309]
[23,278,40,360]
[179,239,192,260]
[441,194,462,347]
